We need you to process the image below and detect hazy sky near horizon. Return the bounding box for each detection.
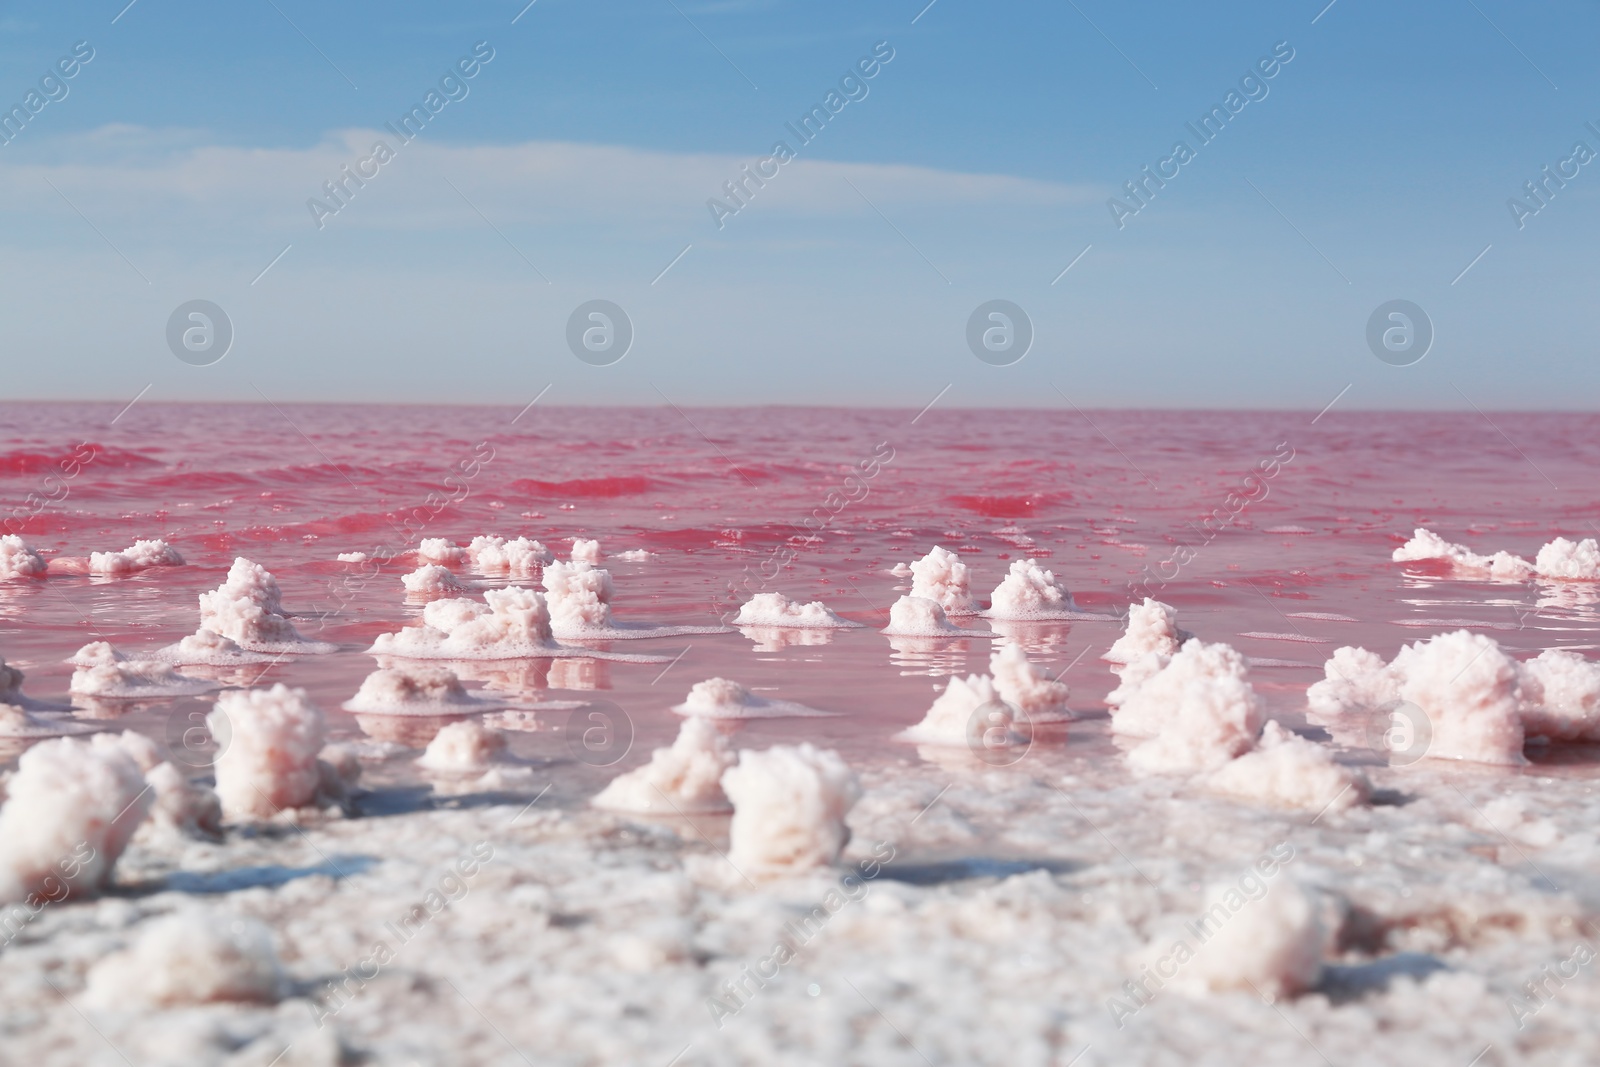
[1,0,1596,410]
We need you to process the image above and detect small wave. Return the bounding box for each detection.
[511,475,653,499]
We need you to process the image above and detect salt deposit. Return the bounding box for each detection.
[881,594,970,636]
[206,684,328,820]
[0,703,94,739]
[1106,598,1189,663]
[1206,721,1370,812]
[571,537,603,563]
[148,627,279,666]
[66,640,126,667]
[592,716,735,814]
[1105,651,1170,707]
[721,743,860,875]
[1392,527,1536,580]
[0,534,46,579]
[1115,641,1264,773]
[402,563,465,596]
[1304,645,1400,720]
[416,721,508,772]
[0,735,151,903]
[197,557,336,654]
[69,660,219,698]
[87,538,184,575]
[732,591,860,629]
[895,673,1026,746]
[95,731,222,840]
[615,549,654,562]
[1518,649,1600,741]
[1177,879,1325,998]
[342,665,497,715]
[1534,536,1600,580]
[467,534,553,576]
[336,550,369,563]
[416,537,467,564]
[907,545,978,615]
[989,643,1072,723]
[670,677,835,719]
[84,911,284,1008]
[983,558,1080,619]
[1388,631,1525,765]
[542,561,728,640]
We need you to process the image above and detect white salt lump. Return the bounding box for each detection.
[983,558,1076,619]
[670,677,832,719]
[881,595,968,636]
[1180,879,1324,998]
[67,641,126,667]
[721,743,861,875]
[149,627,278,666]
[207,684,327,820]
[1116,641,1264,773]
[542,559,616,632]
[417,721,508,772]
[1207,721,1369,813]
[571,537,603,563]
[198,557,333,653]
[1391,630,1525,765]
[87,538,184,576]
[990,643,1073,722]
[84,910,284,1008]
[1392,528,1535,580]
[592,716,735,814]
[896,672,1027,747]
[402,563,464,596]
[1534,536,1600,580]
[468,534,552,576]
[417,537,467,564]
[69,659,218,698]
[0,703,93,739]
[1106,597,1189,663]
[732,591,859,629]
[343,665,491,714]
[1519,649,1600,742]
[0,534,46,579]
[370,588,559,660]
[907,545,978,615]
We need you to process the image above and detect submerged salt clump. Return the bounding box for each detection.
[1207,721,1370,812]
[207,684,327,820]
[343,665,492,715]
[572,538,603,563]
[1519,649,1600,742]
[592,717,735,814]
[69,660,219,698]
[84,911,284,1008]
[733,592,860,629]
[467,535,553,576]
[983,559,1077,619]
[907,545,978,615]
[1179,879,1324,998]
[197,557,333,653]
[0,534,47,579]
[88,538,185,576]
[149,627,278,666]
[417,538,467,565]
[1117,641,1264,773]
[1534,537,1600,580]
[0,735,152,903]
[1106,598,1190,663]
[416,721,508,772]
[895,673,1024,746]
[721,743,861,875]
[881,595,968,637]
[671,677,833,719]
[402,563,465,596]
[370,588,560,660]
[1391,630,1525,765]
[989,644,1072,723]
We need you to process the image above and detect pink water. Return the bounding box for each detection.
[4,401,1598,783]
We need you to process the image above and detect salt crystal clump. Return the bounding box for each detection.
[1518,649,1600,742]
[88,538,184,576]
[1118,641,1264,773]
[0,736,152,903]
[733,592,859,629]
[1391,630,1525,765]
[1207,722,1370,812]
[336,551,369,563]
[402,563,464,596]
[207,684,326,820]
[616,549,654,562]
[0,534,47,579]
[721,743,861,875]
[895,673,1023,746]
[198,557,329,653]
[1105,651,1170,707]
[1392,528,1535,581]
[370,588,560,660]
[467,535,552,576]
[69,660,218,698]
[984,559,1076,619]
[542,560,616,632]
[417,538,467,564]
[1180,879,1324,998]
[572,538,603,563]
[342,666,489,714]
[67,641,127,667]
[592,717,735,814]
[95,732,222,840]
[1106,598,1189,663]
[150,627,277,666]
[907,546,977,615]
[1305,646,1400,720]
[671,677,832,719]
[0,703,93,739]
[881,595,967,636]
[989,644,1071,722]
[416,721,507,772]
[1535,537,1600,580]
[84,911,284,1008]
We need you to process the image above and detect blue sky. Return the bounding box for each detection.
[0,0,1596,408]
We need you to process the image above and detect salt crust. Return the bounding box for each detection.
[148,627,279,666]
[197,557,336,654]
[0,534,46,579]
[69,660,218,698]
[669,677,833,719]
[342,666,496,714]
[87,538,184,576]
[84,910,284,1008]
[0,702,93,739]
[1206,721,1370,812]
[721,743,860,875]
[907,545,978,615]
[369,588,671,663]
[895,674,1025,746]
[732,592,860,629]
[1394,527,1600,581]
[592,717,735,814]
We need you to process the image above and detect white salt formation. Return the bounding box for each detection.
[1106,598,1190,663]
[87,538,184,576]
[1115,641,1264,773]
[343,665,494,714]
[1518,649,1600,741]
[67,641,126,667]
[198,557,334,653]
[896,673,1026,746]
[402,563,464,596]
[989,644,1072,723]
[84,911,284,1008]
[97,732,222,840]
[1392,527,1535,580]
[207,684,327,820]
[149,627,278,666]
[0,735,152,903]
[615,549,654,562]
[467,534,552,576]
[1304,646,1399,720]
[0,703,94,739]
[983,559,1077,619]
[1180,879,1324,998]
[69,660,219,698]
[0,534,46,579]
[336,551,369,563]
[371,588,561,659]
[1207,722,1370,813]
[1534,536,1600,580]
[881,595,969,636]
[732,592,860,629]
[571,537,603,563]
[541,560,727,640]
[721,743,861,875]
[592,717,735,814]
[907,545,978,615]
[671,677,834,719]
[417,721,508,772]
[416,537,467,564]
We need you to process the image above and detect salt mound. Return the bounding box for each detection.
[1391,630,1525,765]
[983,559,1078,619]
[895,673,1025,746]
[733,592,860,629]
[1105,651,1170,708]
[592,717,735,814]
[1305,646,1399,720]
[1392,528,1535,581]
[84,911,284,1008]
[69,660,219,698]
[571,538,603,563]
[343,666,494,715]
[541,560,728,640]
[1207,721,1370,812]
[1106,598,1189,663]
[207,684,327,820]
[402,563,464,596]
[88,538,184,576]
[417,538,467,564]
[1535,537,1600,580]
[0,735,152,903]
[67,641,127,667]
[372,587,560,659]
[907,545,978,615]
[1519,649,1600,741]
[468,535,552,576]
[336,551,369,563]
[149,627,279,666]
[198,557,335,654]
[95,732,222,840]
[989,644,1072,723]
[721,743,861,875]
[1180,879,1324,998]
[0,703,94,739]
[1118,641,1264,773]
[0,534,47,579]
[671,677,834,719]
[881,595,968,637]
[417,721,508,772]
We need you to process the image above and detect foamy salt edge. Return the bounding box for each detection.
[732,592,860,629]
[670,677,834,720]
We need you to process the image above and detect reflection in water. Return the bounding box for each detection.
[738,625,836,653]
[549,657,609,691]
[886,635,976,679]
[354,711,473,748]
[987,619,1075,656]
